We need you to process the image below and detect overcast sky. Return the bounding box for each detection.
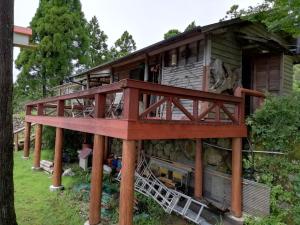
[13,0,262,81]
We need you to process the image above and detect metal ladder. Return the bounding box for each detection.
[116,155,211,225]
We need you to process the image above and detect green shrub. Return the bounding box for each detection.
[246,154,300,225]
[247,92,300,153]
[43,126,84,151]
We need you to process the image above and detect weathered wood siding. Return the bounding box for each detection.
[161,40,204,118]
[282,55,294,95]
[211,32,242,69]
[162,61,204,90]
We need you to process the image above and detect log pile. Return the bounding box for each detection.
[40,160,54,174]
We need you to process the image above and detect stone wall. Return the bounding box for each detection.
[109,137,233,175]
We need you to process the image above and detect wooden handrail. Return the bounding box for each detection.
[13,123,36,134]
[234,87,266,99]
[26,79,243,107]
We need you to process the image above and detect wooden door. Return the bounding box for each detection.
[252,54,281,109]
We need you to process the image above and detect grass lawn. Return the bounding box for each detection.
[13,150,192,225]
[14,151,86,225]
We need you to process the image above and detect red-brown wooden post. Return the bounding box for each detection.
[23,105,32,159]
[87,135,105,225]
[86,93,106,225]
[194,139,203,199]
[50,100,65,191]
[231,137,242,217]
[119,140,137,225]
[123,87,139,121]
[33,103,44,170]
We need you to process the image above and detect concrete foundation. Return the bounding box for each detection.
[49,185,64,192]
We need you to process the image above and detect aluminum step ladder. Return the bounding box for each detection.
[116,155,211,225]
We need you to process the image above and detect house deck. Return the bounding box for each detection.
[25,79,247,140]
[22,79,265,225]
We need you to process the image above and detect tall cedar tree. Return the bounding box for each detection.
[0,0,17,224]
[110,31,136,59]
[15,0,90,99]
[87,16,109,67]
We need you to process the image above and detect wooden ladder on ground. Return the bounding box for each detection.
[117,155,211,225]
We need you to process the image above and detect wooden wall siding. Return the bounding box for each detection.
[211,33,242,69]
[282,55,294,95]
[161,61,203,119]
[160,41,204,119]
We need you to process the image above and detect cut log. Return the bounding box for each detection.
[40,160,54,174]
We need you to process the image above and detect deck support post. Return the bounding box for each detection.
[14,133,19,151]
[23,122,31,159]
[50,127,64,191]
[32,124,43,170]
[194,139,203,199]
[87,135,105,225]
[231,137,242,218]
[23,105,33,159]
[119,140,136,225]
[33,103,43,170]
[50,100,65,191]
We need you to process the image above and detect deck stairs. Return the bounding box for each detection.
[117,155,211,225]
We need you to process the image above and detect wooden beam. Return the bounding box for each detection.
[33,104,44,169]
[26,81,124,106]
[123,88,139,121]
[194,139,203,199]
[51,127,64,190]
[119,140,136,225]
[127,121,247,140]
[25,116,129,139]
[94,93,106,118]
[231,137,242,218]
[26,79,242,107]
[33,124,42,169]
[25,115,247,140]
[88,135,105,225]
[14,133,18,151]
[23,122,31,159]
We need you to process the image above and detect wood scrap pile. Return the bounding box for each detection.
[40,160,54,174]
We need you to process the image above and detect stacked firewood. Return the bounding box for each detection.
[40,160,54,174]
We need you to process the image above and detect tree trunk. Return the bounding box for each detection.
[0,0,18,224]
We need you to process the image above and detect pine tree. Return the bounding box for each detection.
[0,0,17,224]
[15,0,90,98]
[110,31,136,59]
[185,21,197,32]
[87,16,109,67]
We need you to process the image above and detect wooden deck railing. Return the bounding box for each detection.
[25,79,244,125]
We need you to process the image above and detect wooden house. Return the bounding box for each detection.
[22,18,298,225]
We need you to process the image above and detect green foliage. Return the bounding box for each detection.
[247,93,300,152]
[185,21,197,32]
[42,126,83,160]
[15,0,90,99]
[110,31,136,59]
[87,16,109,67]
[164,21,197,40]
[42,126,56,149]
[245,154,300,225]
[164,29,181,40]
[293,64,300,91]
[223,1,300,36]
